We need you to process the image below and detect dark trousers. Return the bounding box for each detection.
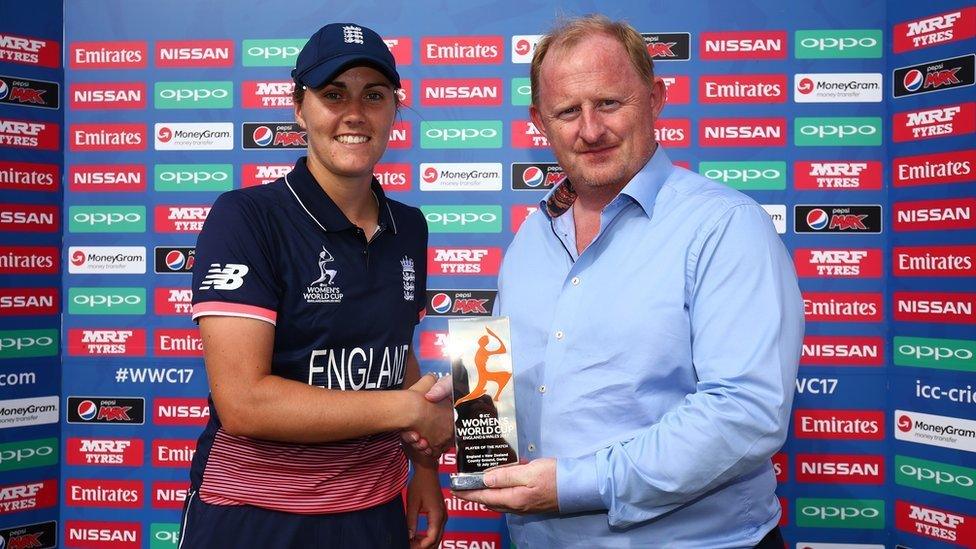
[754,526,785,549]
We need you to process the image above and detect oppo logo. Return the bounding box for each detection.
[899,344,973,361]
[0,335,54,351]
[899,463,974,488]
[159,88,229,102]
[704,168,781,182]
[72,294,142,308]
[800,37,878,51]
[155,529,179,542]
[801,505,880,520]
[424,212,498,225]
[0,444,54,464]
[516,84,531,96]
[800,124,877,138]
[72,212,142,226]
[247,46,300,59]
[424,127,498,142]
[159,170,229,185]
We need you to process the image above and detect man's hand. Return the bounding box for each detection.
[405,375,454,457]
[402,374,454,456]
[454,458,558,514]
[405,463,448,549]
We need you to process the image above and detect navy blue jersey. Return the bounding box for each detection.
[189,157,427,514]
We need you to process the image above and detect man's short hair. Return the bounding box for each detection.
[530,14,655,107]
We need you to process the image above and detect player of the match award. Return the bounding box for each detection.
[447,316,519,490]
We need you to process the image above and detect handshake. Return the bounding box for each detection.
[401,373,455,458]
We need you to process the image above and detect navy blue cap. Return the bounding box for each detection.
[291,23,400,89]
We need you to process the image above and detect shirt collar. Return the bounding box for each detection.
[538,145,674,220]
[284,156,398,234]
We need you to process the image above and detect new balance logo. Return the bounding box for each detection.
[199,263,248,290]
[343,26,364,44]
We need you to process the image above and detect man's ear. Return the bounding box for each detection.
[650,76,667,118]
[529,104,547,138]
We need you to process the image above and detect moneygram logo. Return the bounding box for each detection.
[700,31,786,60]
[421,36,503,64]
[70,82,145,109]
[154,81,233,109]
[0,204,58,232]
[894,54,975,98]
[67,438,143,466]
[242,80,294,109]
[0,32,59,68]
[894,149,975,188]
[699,118,785,146]
[421,78,501,106]
[70,164,146,192]
[894,245,975,277]
[894,102,975,142]
[68,246,146,274]
[794,249,882,278]
[511,35,542,63]
[894,336,976,372]
[794,409,884,440]
[420,163,502,191]
[894,198,976,231]
[894,7,976,53]
[70,123,145,151]
[0,329,58,359]
[70,40,146,69]
[156,40,232,68]
[69,206,146,233]
[421,205,501,233]
[242,39,306,66]
[420,121,502,149]
[896,455,976,501]
[428,247,502,275]
[374,163,411,192]
[794,73,882,103]
[154,164,232,192]
[0,118,59,150]
[796,498,884,529]
[68,287,146,315]
[894,291,975,324]
[154,205,210,233]
[699,74,786,103]
[155,122,233,150]
[795,117,881,146]
[0,160,58,192]
[794,161,882,190]
[895,409,976,452]
[699,161,785,190]
[0,396,59,429]
[800,335,883,367]
[795,30,882,58]
[0,437,57,472]
[68,329,146,357]
[242,163,290,187]
[796,454,884,484]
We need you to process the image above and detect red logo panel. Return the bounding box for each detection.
[654,118,691,147]
[388,121,411,149]
[699,74,787,103]
[65,479,142,508]
[894,292,976,324]
[894,245,976,277]
[794,248,882,278]
[894,198,976,230]
[68,329,147,357]
[66,438,144,467]
[661,75,690,104]
[511,121,548,149]
[893,150,975,187]
[0,161,59,192]
[800,336,883,367]
[152,481,189,509]
[0,118,59,150]
[70,41,147,69]
[154,287,193,316]
[152,440,197,467]
[154,328,203,356]
[511,205,538,233]
[803,292,883,322]
[0,288,58,315]
[154,398,210,426]
[64,521,140,549]
[895,500,976,545]
[69,164,146,192]
[421,36,503,64]
[0,204,58,232]
[794,161,882,190]
[428,247,502,276]
[420,78,502,106]
[70,82,146,110]
[0,246,58,275]
[0,33,60,68]
[70,123,146,152]
[700,31,787,60]
[154,206,210,233]
[795,454,884,484]
[893,7,976,53]
[794,409,884,440]
[699,118,786,147]
[0,479,57,514]
[155,40,233,67]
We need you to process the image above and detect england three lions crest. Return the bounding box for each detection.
[401,256,415,301]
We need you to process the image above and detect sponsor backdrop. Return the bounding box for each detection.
[2,0,974,547]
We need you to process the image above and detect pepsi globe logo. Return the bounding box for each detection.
[521,166,544,187]
[0,79,8,101]
[898,415,913,432]
[157,126,173,142]
[430,292,453,314]
[166,250,187,271]
[515,39,531,55]
[903,70,924,92]
[797,78,814,94]
[806,208,829,230]
[252,126,274,147]
[71,250,86,266]
[77,400,98,421]
[422,167,438,183]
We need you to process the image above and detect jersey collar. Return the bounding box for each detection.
[285,156,398,234]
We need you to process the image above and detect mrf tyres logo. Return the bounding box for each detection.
[67,397,145,425]
[894,102,975,143]
[0,75,59,109]
[0,479,57,515]
[794,161,883,190]
[242,122,306,149]
[0,33,59,67]
[794,205,881,233]
[896,409,976,453]
[794,249,882,278]
[641,33,690,60]
[0,118,59,150]
[428,247,502,275]
[426,290,497,318]
[242,80,294,108]
[896,500,976,545]
[894,54,975,98]
[894,7,976,53]
[154,205,210,233]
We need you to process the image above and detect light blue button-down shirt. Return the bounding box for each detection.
[496,147,803,548]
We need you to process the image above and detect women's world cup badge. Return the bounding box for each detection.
[447,316,519,490]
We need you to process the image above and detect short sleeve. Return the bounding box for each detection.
[191,191,280,325]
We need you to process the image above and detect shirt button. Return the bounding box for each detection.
[571,276,580,286]
[539,385,547,394]
[527,443,536,452]
[554,330,563,340]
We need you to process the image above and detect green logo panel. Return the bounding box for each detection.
[896,455,976,501]
[155,81,233,109]
[795,30,882,59]
[796,498,884,529]
[0,437,58,472]
[512,78,532,106]
[699,161,786,190]
[68,287,146,315]
[894,336,976,372]
[0,329,58,359]
[421,205,502,233]
[420,121,503,149]
[242,39,307,66]
[154,164,233,192]
[68,206,146,233]
[795,117,882,146]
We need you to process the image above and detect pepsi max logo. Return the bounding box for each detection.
[894,54,975,98]
[0,75,59,109]
[154,246,195,274]
[425,289,497,317]
[640,32,691,61]
[67,396,146,425]
[242,122,307,149]
[510,162,562,190]
[0,79,8,100]
[794,205,882,233]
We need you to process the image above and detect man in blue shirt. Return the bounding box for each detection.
[447,14,804,547]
